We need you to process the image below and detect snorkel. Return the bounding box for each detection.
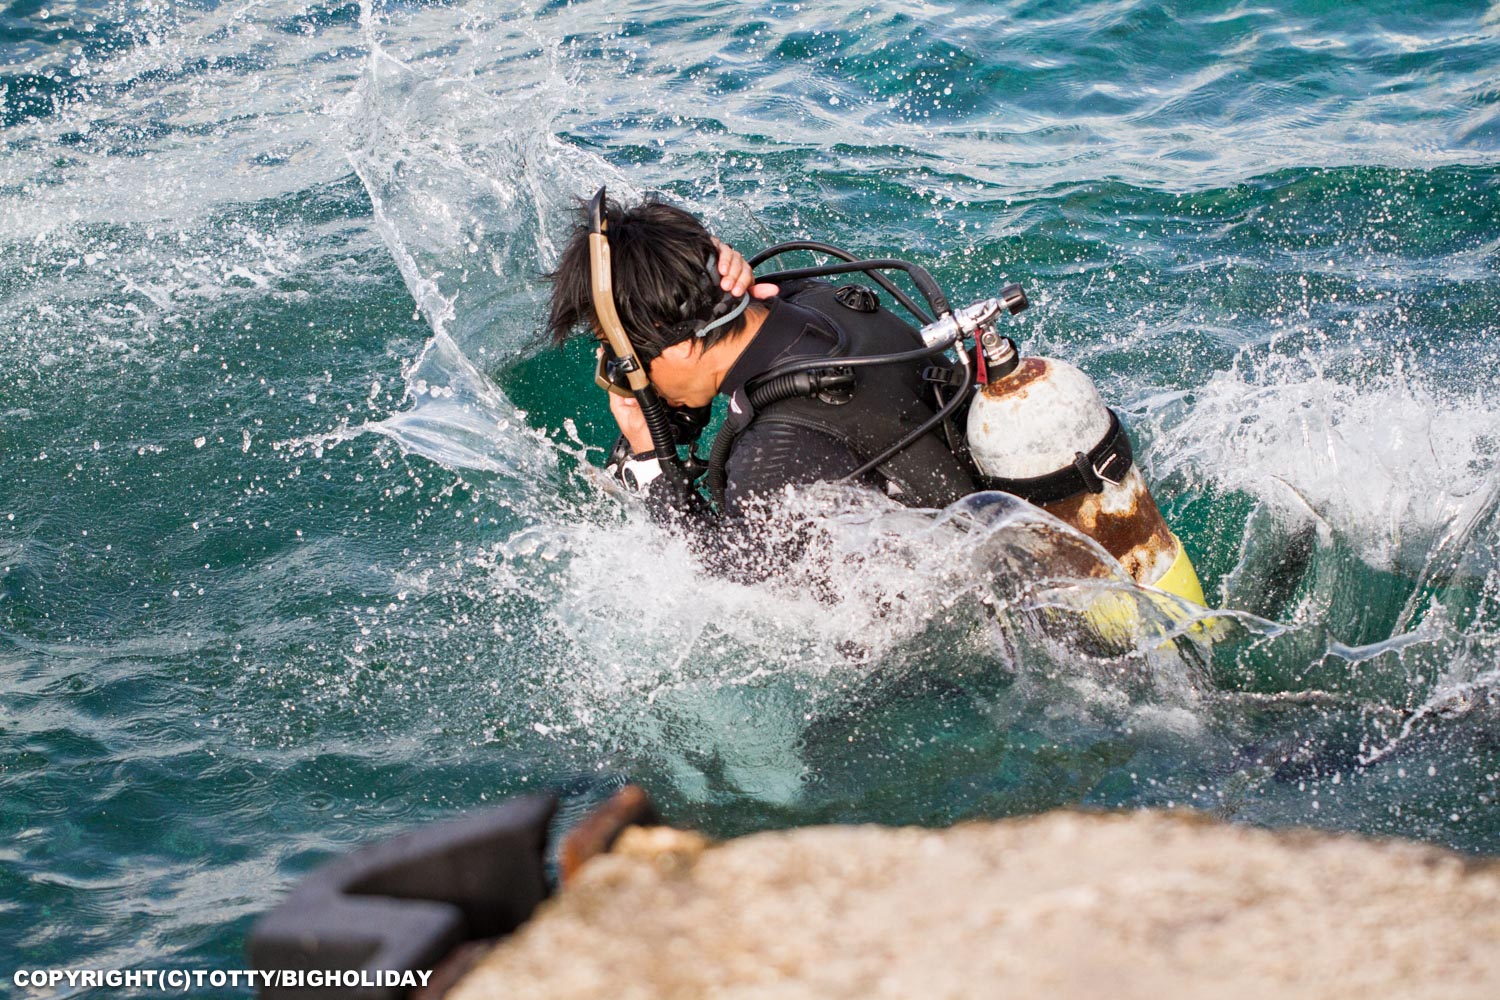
[588,187,708,508]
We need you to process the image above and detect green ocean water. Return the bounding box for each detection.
[2,0,1499,986]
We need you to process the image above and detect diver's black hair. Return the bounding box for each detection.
[546,196,749,364]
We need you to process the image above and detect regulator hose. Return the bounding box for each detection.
[749,241,937,324]
[637,383,680,462]
[756,256,950,324]
[837,345,975,484]
[633,382,711,510]
[749,334,957,385]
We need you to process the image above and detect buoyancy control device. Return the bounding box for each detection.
[704,280,979,511]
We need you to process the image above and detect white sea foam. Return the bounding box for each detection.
[1144,356,1500,575]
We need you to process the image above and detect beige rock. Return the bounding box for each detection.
[447,810,1500,1000]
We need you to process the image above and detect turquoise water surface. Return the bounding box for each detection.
[3,0,1499,987]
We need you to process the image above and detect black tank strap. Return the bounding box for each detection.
[975,409,1133,506]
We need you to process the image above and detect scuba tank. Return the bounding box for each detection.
[962,338,1205,605]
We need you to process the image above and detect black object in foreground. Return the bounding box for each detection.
[247,795,557,1000]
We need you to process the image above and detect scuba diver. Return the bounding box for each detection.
[547,189,1204,603]
[547,194,978,519]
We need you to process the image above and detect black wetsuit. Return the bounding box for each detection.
[637,281,978,578]
[713,294,875,514]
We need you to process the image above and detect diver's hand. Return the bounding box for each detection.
[609,391,656,456]
[712,238,779,300]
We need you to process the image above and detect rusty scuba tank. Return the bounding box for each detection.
[964,344,1205,606]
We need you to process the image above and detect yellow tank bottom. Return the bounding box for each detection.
[1077,534,1212,645]
[1154,533,1206,606]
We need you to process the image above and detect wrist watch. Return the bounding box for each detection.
[605,435,665,494]
[619,455,663,492]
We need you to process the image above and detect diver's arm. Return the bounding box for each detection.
[611,421,864,581]
[685,422,870,582]
[721,420,870,511]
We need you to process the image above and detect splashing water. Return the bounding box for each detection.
[3,0,1499,980]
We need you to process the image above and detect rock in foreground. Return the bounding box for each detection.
[448,810,1500,1000]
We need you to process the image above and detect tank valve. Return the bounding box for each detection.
[978,330,1019,377]
[917,285,1028,349]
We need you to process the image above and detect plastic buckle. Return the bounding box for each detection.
[921,365,965,389]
